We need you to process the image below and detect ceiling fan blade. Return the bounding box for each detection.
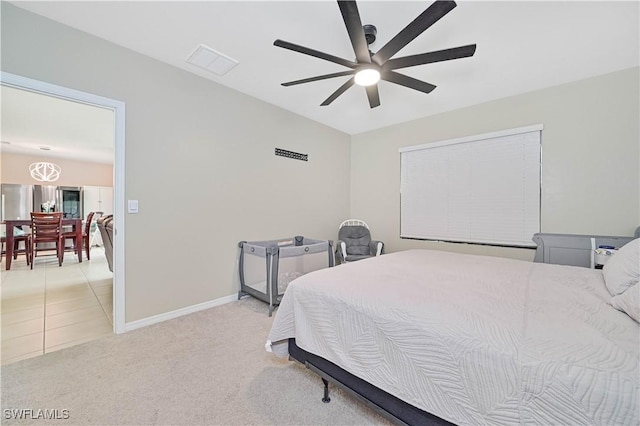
[382,71,436,94]
[365,85,381,108]
[321,77,355,106]
[383,44,476,71]
[282,71,355,87]
[274,39,358,69]
[338,1,371,64]
[372,1,457,64]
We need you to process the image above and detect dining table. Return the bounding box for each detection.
[3,218,83,270]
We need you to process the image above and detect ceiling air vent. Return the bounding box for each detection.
[187,44,238,76]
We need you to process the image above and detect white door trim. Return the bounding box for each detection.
[1,71,126,334]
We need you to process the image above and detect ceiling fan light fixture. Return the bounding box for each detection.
[354,68,380,87]
[275,0,475,107]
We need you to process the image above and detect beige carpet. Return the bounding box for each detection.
[1,297,391,425]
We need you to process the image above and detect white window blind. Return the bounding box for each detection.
[400,125,542,247]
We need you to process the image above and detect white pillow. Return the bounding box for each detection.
[603,238,639,296]
[610,281,639,323]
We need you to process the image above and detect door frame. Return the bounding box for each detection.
[1,71,126,334]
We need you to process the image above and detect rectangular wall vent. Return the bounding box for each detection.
[275,148,308,162]
[187,44,238,76]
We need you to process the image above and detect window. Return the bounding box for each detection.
[400,125,542,247]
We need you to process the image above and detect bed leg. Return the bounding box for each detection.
[322,378,331,403]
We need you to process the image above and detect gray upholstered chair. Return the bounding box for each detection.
[337,219,384,263]
[97,215,114,272]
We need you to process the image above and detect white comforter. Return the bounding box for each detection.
[267,249,639,426]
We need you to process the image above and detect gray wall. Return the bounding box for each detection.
[1,3,351,322]
[351,67,640,261]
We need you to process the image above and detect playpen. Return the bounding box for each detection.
[238,236,334,315]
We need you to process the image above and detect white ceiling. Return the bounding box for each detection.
[6,1,640,138]
[1,86,115,164]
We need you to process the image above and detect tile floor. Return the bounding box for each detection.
[1,247,113,365]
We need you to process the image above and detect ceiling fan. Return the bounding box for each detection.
[274,0,476,108]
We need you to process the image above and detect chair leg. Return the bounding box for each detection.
[30,243,34,270]
[85,237,90,260]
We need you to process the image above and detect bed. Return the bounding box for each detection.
[267,246,639,425]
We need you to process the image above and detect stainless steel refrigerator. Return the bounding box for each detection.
[32,185,83,219]
[1,184,84,221]
[33,185,57,213]
[1,184,34,221]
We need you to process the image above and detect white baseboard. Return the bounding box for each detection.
[124,294,238,332]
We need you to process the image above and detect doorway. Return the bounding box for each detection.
[1,71,125,336]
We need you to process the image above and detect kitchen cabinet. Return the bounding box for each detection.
[83,186,113,247]
[83,186,113,216]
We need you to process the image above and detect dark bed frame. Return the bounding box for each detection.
[288,338,454,426]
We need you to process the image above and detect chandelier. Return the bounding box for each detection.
[29,161,61,182]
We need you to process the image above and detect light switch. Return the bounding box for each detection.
[128,199,139,214]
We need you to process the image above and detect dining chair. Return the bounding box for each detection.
[0,231,31,266]
[30,212,64,269]
[63,211,96,261]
